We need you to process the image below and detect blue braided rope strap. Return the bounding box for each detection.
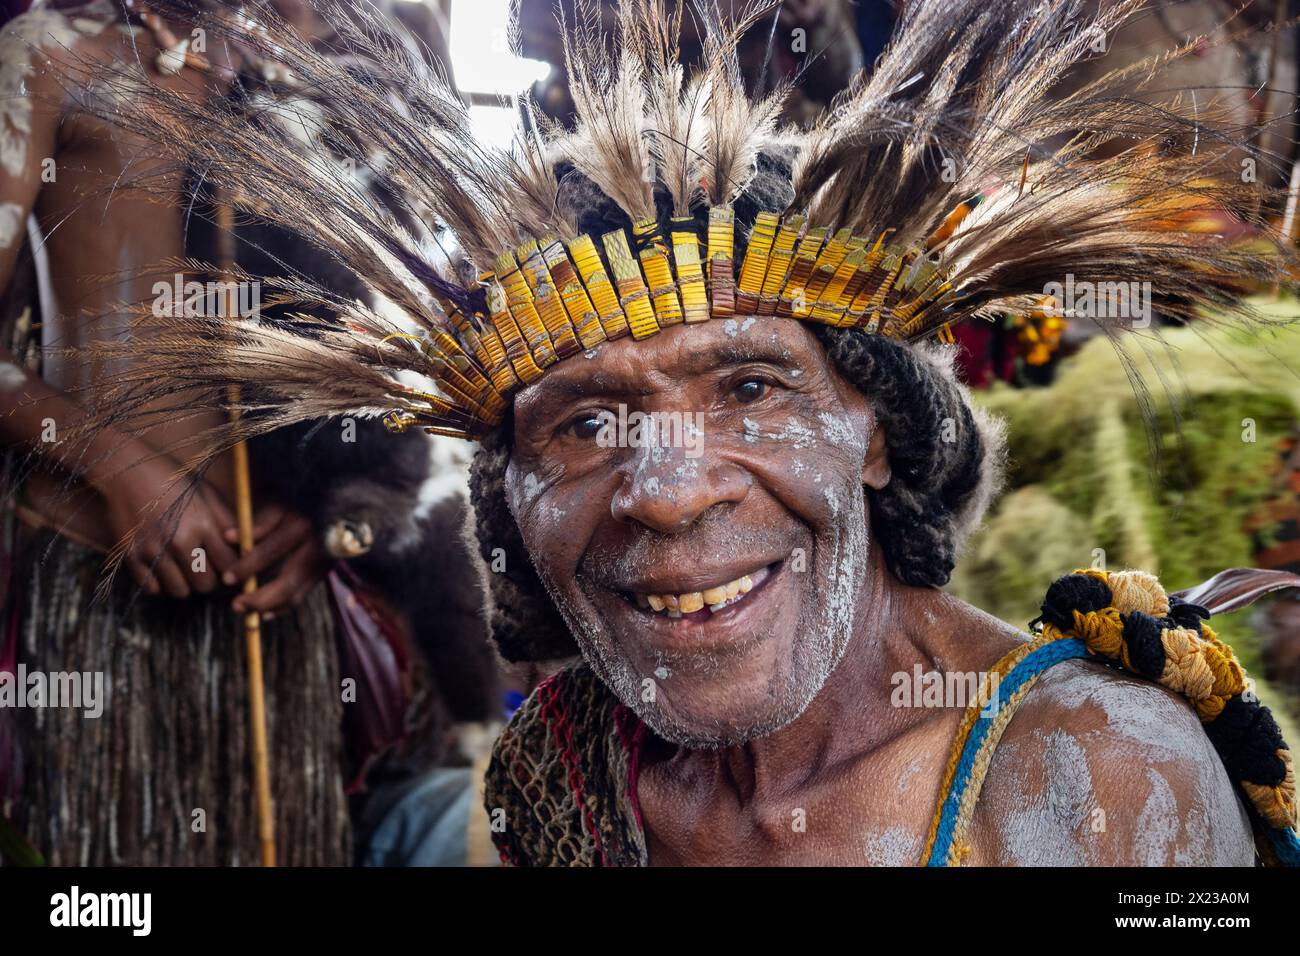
[924,637,1090,866]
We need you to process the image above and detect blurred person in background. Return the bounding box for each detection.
[0,0,499,867]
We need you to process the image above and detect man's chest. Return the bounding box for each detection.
[637,728,956,866]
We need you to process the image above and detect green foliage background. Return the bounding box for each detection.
[949,299,1300,735]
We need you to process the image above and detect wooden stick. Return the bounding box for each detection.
[216,200,276,868]
[137,1,274,867]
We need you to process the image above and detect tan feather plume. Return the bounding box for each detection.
[560,0,657,222]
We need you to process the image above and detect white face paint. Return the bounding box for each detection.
[0,202,23,249]
[0,9,87,177]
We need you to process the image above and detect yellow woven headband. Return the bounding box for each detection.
[389,203,963,439]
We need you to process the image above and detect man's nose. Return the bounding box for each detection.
[611,451,751,533]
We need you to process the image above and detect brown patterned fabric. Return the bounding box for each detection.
[484,664,646,866]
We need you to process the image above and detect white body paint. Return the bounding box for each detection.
[0,7,94,177]
[0,201,23,249]
[0,359,27,389]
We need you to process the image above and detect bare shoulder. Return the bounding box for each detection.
[968,657,1254,865]
[1,3,136,63]
[1,3,155,102]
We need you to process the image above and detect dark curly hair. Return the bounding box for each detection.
[466,150,1006,662]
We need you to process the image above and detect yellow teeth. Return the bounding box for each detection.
[636,570,762,618]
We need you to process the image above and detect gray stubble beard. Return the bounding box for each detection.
[544,480,870,751]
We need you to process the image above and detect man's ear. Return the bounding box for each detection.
[862,420,891,490]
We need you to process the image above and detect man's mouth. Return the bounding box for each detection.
[621,562,778,622]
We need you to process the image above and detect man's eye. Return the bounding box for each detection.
[732,378,770,404]
[566,412,607,440]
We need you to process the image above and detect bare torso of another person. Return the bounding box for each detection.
[10,8,236,550]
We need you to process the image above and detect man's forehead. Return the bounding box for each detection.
[519,318,823,401]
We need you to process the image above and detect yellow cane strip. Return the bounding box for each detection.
[603,229,659,339]
[482,274,524,363]
[493,252,557,368]
[518,241,581,359]
[379,330,480,395]
[832,250,881,324]
[421,330,504,422]
[868,252,906,309]
[736,211,779,313]
[777,227,829,317]
[900,254,940,294]
[401,389,465,421]
[890,296,926,328]
[707,206,736,317]
[847,248,905,328]
[543,238,606,350]
[633,219,683,326]
[641,248,683,325]
[484,275,544,384]
[670,220,710,323]
[445,310,498,380]
[757,214,805,316]
[893,275,953,335]
[843,232,893,317]
[569,234,629,339]
[417,425,472,439]
[480,326,521,394]
[900,282,958,339]
[418,363,502,428]
[801,228,854,307]
[382,410,418,434]
[811,240,868,323]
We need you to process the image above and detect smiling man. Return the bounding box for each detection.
[71,0,1300,867]
[477,303,1273,867]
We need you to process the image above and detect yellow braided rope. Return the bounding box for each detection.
[1053,569,1294,831]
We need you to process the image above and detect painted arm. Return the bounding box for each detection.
[0,24,239,595]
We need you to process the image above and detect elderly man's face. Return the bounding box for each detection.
[506,317,886,747]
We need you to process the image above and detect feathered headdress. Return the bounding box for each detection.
[68,0,1295,447]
